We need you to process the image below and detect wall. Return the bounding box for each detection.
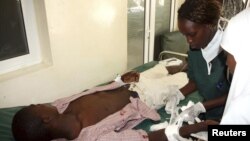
[0,0,127,108]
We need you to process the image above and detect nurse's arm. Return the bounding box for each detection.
[202,93,228,110]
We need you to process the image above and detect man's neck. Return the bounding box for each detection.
[50,114,82,140]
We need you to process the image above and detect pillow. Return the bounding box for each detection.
[160,31,189,60]
[0,106,24,141]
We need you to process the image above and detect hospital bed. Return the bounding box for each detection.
[159,31,189,61]
[0,62,203,141]
[0,31,203,141]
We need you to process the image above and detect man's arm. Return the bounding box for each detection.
[148,120,219,141]
[121,71,140,83]
[179,120,219,137]
[166,61,188,74]
[121,61,188,82]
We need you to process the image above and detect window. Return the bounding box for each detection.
[0,0,43,74]
[0,0,29,61]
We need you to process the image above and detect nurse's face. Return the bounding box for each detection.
[178,18,213,49]
[226,52,236,74]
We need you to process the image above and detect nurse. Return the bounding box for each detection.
[175,0,230,121]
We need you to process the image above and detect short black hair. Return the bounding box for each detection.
[12,106,49,141]
[178,0,221,27]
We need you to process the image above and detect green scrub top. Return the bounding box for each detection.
[187,50,230,120]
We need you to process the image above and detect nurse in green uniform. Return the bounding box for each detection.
[177,0,230,121]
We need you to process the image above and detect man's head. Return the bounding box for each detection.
[12,104,58,141]
[178,0,221,49]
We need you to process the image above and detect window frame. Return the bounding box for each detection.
[0,0,42,75]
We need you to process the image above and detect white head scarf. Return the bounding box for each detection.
[220,8,250,124]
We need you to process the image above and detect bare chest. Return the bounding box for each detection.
[64,86,132,127]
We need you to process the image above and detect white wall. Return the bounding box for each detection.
[0,0,127,108]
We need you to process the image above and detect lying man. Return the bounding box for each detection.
[12,63,214,141]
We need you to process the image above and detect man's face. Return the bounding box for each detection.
[178,18,212,49]
[29,104,58,119]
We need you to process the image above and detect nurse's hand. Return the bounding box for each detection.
[121,71,140,83]
[178,102,206,123]
[165,87,185,114]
